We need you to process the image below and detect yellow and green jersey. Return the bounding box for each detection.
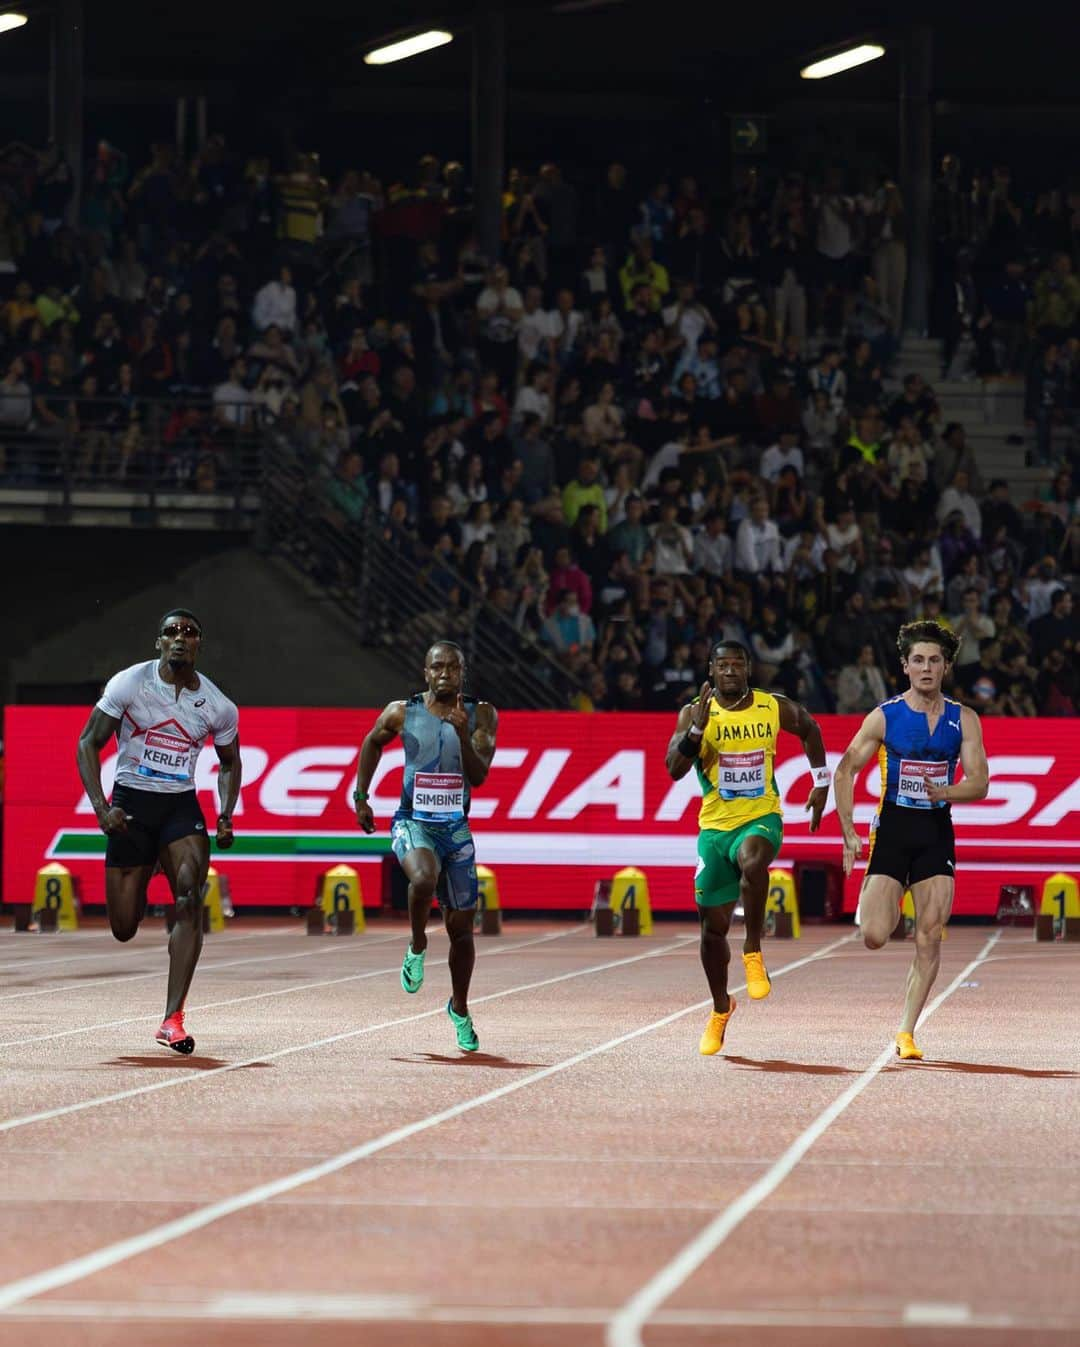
[695,691,782,832]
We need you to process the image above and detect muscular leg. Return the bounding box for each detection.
[443,908,476,1015]
[696,903,733,1011]
[736,836,777,955]
[399,848,438,954]
[160,833,210,1018]
[899,876,954,1035]
[858,873,905,949]
[105,866,154,942]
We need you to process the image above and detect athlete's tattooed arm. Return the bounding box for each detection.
[76,708,129,835]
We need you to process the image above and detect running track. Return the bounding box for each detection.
[0,917,1077,1346]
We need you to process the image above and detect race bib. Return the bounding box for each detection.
[897,758,948,807]
[717,749,766,798]
[413,772,465,820]
[137,725,195,781]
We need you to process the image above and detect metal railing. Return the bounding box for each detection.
[259,432,587,710]
[0,392,263,522]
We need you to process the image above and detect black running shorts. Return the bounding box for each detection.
[866,801,955,887]
[105,785,208,869]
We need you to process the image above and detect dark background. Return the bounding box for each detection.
[0,1,1076,194]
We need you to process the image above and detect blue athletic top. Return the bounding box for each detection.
[877,695,962,811]
[396,693,478,825]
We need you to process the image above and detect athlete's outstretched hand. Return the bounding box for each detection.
[216,815,235,849]
[447,693,470,741]
[691,682,713,731]
[805,785,828,833]
[841,827,862,876]
[97,806,130,836]
[356,802,375,835]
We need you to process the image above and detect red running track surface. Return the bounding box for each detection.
[0,918,1077,1347]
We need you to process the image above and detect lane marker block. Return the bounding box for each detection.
[611,867,653,935]
[1035,914,1055,942]
[306,907,325,936]
[319,864,365,934]
[32,863,78,932]
[766,870,800,938]
[595,908,615,937]
[476,865,502,936]
[621,907,640,937]
[201,868,226,934]
[1039,872,1079,940]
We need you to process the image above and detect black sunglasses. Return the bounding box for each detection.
[160,623,201,639]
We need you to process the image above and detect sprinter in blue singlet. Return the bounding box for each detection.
[834,621,990,1061]
[354,641,498,1052]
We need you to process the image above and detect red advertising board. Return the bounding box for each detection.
[3,707,1079,916]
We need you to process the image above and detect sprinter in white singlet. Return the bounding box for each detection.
[76,609,242,1055]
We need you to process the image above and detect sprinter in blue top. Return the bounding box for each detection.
[355,641,498,1052]
[834,621,989,1062]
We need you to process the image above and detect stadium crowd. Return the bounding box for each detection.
[0,137,1077,715]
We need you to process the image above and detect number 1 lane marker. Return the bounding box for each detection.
[0,935,851,1310]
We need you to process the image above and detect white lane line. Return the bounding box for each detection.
[606,930,1002,1347]
[0,935,847,1310]
[0,1300,1036,1330]
[903,1302,973,1325]
[0,927,298,972]
[0,925,629,1131]
[0,926,585,1050]
[0,932,405,1004]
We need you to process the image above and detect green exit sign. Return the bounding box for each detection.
[730,115,767,155]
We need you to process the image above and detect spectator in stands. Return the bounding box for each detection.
[1036,647,1078,716]
[512,363,553,428]
[476,264,523,390]
[950,586,996,672]
[213,356,253,430]
[1028,586,1077,664]
[756,371,802,438]
[749,602,795,686]
[619,237,670,311]
[650,499,694,577]
[542,586,596,658]
[1032,252,1080,338]
[562,454,607,530]
[759,426,804,484]
[806,345,847,415]
[734,495,783,586]
[836,642,890,713]
[934,421,982,494]
[981,476,1023,542]
[937,468,982,538]
[868,181,906,335]
[252,265,297,335]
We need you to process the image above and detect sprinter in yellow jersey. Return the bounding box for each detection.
[666,641,829,1055]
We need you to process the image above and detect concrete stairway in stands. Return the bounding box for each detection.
[893,336,1053,504]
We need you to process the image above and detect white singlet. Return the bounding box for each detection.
[97,660,239,794]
